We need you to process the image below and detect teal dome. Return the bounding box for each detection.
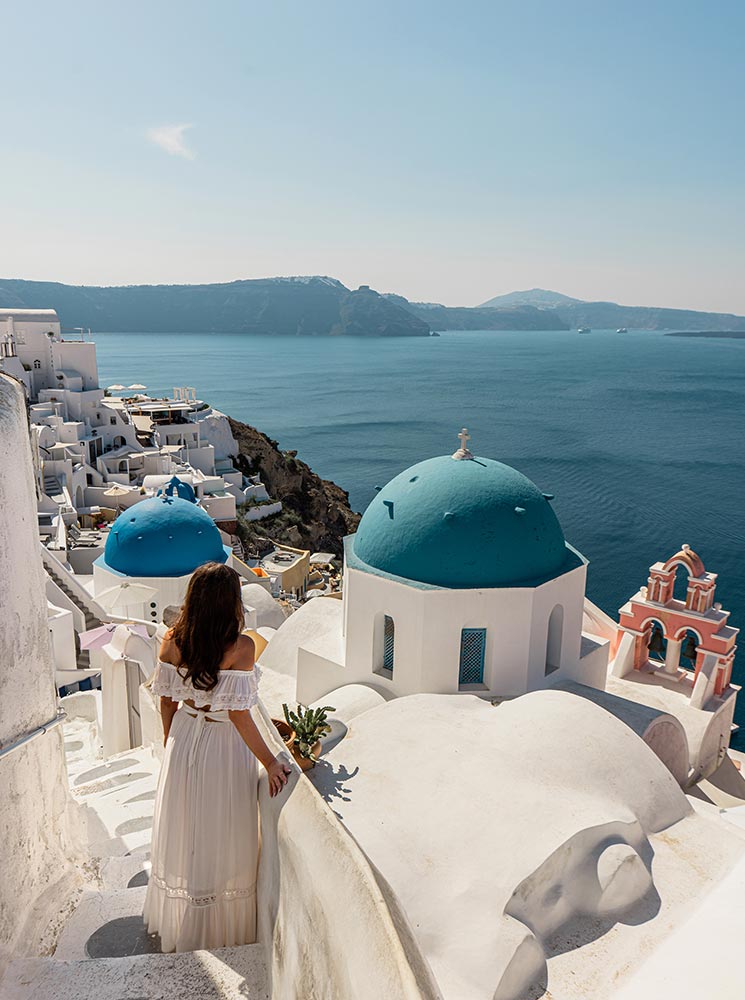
[352,455,569,588]
[102,495,228,578]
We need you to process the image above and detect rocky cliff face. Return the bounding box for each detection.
[0,276,430,337]
[228,416,360,556]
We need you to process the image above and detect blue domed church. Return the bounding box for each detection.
[293,431,609,704]
[92,478,231,623]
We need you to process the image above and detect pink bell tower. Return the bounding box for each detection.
[618,545,738,696]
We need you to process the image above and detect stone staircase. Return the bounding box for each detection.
[1,719,269,999]
[43,474,65,503]
[44,560,103,670]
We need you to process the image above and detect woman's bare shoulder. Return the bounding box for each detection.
[159,630,179,665]
[224,633,255,673]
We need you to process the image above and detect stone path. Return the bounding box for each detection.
[1,717,268,999]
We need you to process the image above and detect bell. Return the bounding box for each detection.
[648,628,665,655]
[681,635,697,662]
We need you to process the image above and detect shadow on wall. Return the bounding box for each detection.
[308,759,360,819]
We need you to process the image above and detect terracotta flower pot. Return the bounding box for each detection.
[271,720,320,772]
[272,719,295,747]
[293,740,322,772]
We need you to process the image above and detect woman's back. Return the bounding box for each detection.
[144,562,289,954]
[158,630,256,713]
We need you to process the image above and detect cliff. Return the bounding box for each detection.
[228,416,361,556]
[475,288,745,332]
[0,276,430,338]
[385,295,569,330]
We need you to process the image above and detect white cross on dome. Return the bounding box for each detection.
[452,427,473,460]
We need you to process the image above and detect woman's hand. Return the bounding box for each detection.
[267,757,292,797]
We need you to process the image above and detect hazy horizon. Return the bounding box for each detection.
[3,1,744,312]
[4,274,745,317]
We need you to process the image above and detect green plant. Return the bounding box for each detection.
[282,703,334,762]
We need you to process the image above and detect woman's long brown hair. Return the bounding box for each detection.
[171,562,244,691]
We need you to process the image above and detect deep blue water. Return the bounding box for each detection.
[94,329,745,744]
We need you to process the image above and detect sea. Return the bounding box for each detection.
[94,328,745,747]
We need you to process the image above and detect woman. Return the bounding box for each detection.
[143,562,291,952]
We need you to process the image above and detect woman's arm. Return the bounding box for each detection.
[160,697,179,744]
[229,709,291,797]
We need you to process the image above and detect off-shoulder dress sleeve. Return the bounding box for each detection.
[150,661,261,711]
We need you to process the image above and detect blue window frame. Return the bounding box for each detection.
[383,615,395,672]
[459,628,486,685]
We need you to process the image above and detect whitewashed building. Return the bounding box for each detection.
[292,432,608,704]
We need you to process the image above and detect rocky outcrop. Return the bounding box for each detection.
[228,416,360,557]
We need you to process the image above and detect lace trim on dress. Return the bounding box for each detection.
[149,873,256,908]
[151,661,261,711]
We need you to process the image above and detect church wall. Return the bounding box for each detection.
[343,565,571,698]
[343,567,427,696]
[417,586,535,696]
[527,563,588,691]
[0,373,78,971]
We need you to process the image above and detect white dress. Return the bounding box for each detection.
[144,660,261,952]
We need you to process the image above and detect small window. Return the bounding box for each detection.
[459,628,486,685]
[545,605,564,676]
[383,615,395,673]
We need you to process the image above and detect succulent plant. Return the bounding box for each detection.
[282,703,335,762]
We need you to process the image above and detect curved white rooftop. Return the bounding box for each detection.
[259,597,342,676]
[310,689,745,1000]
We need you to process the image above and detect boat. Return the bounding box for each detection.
[577,327,591,334]
[616,327,628,334]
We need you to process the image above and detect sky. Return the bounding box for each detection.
[3,1,745,312]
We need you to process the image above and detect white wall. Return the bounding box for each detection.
[52,341,99,389]
[253,701,443,1000]
[242,500,282,522]
[0,373,78,973]
[192,410,239,462]
[329,561,598,702]
[48,603,77,672]
[92,561,193,627]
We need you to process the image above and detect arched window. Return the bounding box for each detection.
[647,620,667,663]
[679,629,699,671]
[33,359,41,369]
[672,567,690,606]
[459,628,486,686]
[382,615,395,673]
[545,605,564,676]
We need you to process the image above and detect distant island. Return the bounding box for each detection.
[1,277,744,336]
[664,331,745,339]
[389,288,745,334]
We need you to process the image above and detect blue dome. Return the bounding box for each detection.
[103,495,228,578]
[352,455,569,588]
[157,475,197,503]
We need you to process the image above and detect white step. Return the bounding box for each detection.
[99,855,150,891]
[68,745,159,859]
[54,886,150,960]
[2,945,269,999]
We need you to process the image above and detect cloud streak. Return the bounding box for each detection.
[147,123,196,160]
